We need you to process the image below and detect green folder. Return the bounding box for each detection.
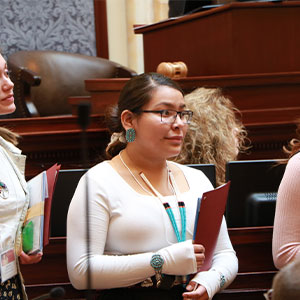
[22,221,34,253]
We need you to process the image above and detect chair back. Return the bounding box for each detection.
[8,50,137,117]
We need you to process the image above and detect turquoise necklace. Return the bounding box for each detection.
[140,166,186,243]
[119,152,186,243]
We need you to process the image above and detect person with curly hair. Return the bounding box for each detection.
[175,87,248,187]
[272,119,300,269]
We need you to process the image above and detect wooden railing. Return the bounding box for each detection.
[78,73,300,160]
[0,115,109,179]
[1,71,298,179]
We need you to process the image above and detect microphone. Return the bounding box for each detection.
[77,101,91,166]
[31,287,65,300]
[77,102,91,131]
[77,102,93,300]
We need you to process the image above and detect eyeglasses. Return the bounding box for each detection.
[138,109,193,124]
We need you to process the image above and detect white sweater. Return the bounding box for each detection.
[67,161,238,299]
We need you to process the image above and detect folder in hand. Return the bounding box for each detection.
[22,164,60,254]
[43,163,61,247]
[193,181,231,271]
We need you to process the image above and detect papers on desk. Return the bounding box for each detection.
[22,164,60,255]
[193,181,231,271]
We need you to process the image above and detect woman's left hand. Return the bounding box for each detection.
[19,251,42,264]
[182,281,209,300]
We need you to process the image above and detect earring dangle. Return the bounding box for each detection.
[126,128,136,142]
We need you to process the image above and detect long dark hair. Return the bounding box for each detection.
[105,72,183,158]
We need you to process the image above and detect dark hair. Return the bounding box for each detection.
[105,72,183,158]
[0,127,19,146]
[272,257,300,300]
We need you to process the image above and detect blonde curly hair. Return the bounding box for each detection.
[282,118,300,160]
[175,87,249,186]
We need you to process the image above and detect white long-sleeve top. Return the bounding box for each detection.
[67,161,238,299]
[0,136,28,256]
[0,136,29,299]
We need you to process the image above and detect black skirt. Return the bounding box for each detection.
[97,285,185,300]
[0,275,23,300]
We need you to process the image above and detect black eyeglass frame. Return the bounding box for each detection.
[137,109,193,124]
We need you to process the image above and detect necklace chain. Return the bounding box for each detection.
[119,151,153,196]
[119,151,173,196]
[118,151,186,242]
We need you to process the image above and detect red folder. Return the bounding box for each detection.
[43,163,61,246]
[193,181,231,271]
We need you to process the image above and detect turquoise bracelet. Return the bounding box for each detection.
[150,254,164,287]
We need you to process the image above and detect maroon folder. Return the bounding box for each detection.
[43,163,61,247]
[193,181,231,271]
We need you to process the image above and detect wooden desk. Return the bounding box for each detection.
[2,72,298,177]
[135,1,300,77]
[0,115,110,178]
[80,74,300,160]
[82,72,300,123]
[216,226,275,299]
[69,78,127,115]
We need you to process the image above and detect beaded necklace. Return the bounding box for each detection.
[119,151,186,243]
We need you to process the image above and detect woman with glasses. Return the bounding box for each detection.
[67,72,238,300]
[0,52,42,300]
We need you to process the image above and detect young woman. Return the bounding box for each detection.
[0,52,42,300]
[67,73,238,300]
[273,120,300,270]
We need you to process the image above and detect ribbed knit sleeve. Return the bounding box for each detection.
[272,153,300,269]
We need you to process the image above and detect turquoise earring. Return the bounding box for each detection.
[126,128,136,142]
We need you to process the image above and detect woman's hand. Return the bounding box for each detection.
[183,281,209,300]
[193,244,205,272]
[19,251,42,264]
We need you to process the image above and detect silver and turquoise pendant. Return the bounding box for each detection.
[0,181,9,199]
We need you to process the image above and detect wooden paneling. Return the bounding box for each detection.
[84,73,300,124]
[229,226,275,273]
[81,74,300,160]
[93,0,109,58]
[239,122,296,160]
[135,1,300,77]
[1,72,295,178]
[0,115,110,178]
